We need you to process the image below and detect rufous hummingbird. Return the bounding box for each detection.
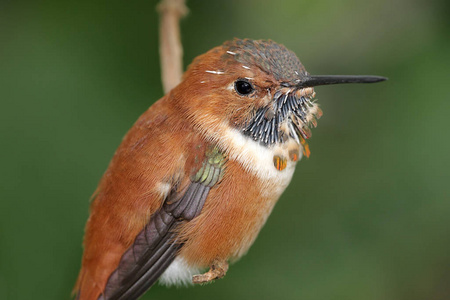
[74,39,386,300]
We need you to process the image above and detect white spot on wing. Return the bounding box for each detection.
[155,182,171,198]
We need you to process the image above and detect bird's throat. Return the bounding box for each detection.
[241,88,321,148]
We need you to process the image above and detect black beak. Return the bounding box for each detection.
[298,75,387,88]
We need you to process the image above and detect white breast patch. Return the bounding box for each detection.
[219,126,300,197]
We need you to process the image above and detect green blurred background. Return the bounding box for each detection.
[1,0,449,299]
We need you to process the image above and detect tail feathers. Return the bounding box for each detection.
[73,268,109,300]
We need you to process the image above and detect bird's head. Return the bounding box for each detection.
[172,39,386,149]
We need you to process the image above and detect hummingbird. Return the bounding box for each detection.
[74,39,386,300]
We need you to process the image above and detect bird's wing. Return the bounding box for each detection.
[98,146,226,300]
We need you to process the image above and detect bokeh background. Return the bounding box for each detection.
[1,0,449,299]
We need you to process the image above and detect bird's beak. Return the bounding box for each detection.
[297,75,387,88]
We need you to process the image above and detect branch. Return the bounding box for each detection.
[157,0,188,93]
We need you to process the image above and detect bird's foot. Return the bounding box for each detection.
[192,259,229,284]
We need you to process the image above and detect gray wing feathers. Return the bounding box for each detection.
[99,184,209,300]
[90,146,226,300]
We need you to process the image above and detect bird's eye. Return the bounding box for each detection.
[234,79,254,96]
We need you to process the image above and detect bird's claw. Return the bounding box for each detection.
[192,259,229,284]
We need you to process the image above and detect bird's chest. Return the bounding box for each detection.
[225,129,302,197]
[205,135,302,256]
[161,135,302,285]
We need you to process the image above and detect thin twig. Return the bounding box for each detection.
[157,0,188,93]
